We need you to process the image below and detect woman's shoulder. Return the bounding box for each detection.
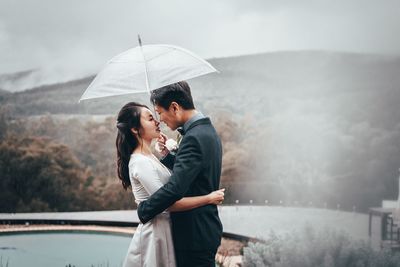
[129,153,151,165]
[129,154,156,173]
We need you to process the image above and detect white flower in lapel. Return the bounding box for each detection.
[165,139,178,151]
[155,138,178,154]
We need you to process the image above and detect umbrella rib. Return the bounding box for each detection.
[110,48,177,63]
[145,48,177,62]
[139,42,151,93]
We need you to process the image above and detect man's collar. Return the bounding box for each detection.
[177,127,185,135]
[182,112,205,133]
[177,112,206,135]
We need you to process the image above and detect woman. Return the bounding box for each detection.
[116,102,224,267]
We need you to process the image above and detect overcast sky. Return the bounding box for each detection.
[1,0,400,75]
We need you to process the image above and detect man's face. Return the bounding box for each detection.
[154,104,180,131]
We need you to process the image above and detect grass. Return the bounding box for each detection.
[0,256,9,267]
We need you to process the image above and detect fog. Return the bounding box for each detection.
[1,2,400,214]
[1,0,400,90]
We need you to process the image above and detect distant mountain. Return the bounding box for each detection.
[0,69,37,81]
[2,50,400,124]
[3,50,400,210]
[0,69,39,92]
[0,88,10,95]
[0,68,93,93]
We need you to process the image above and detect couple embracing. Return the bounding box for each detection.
[115,81,224,267]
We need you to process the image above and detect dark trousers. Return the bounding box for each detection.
[175,249,216,267]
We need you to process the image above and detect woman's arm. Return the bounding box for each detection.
[168,188,225,212]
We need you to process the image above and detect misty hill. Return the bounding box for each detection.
[0,69,39,92]
[2,50,400,211]
[0,88,10,96]
[2,51,400,122]
[0,68,93,93]
[0,69,37,82]
[2,50,400,132]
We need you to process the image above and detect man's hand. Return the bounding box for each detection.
[155,132,169,156]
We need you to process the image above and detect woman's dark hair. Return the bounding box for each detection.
[116,102,148,190]
[150,81,195,110]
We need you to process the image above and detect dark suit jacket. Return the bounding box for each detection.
[137,117,223,251]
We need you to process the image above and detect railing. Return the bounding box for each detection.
[369,207,400,250]
[223,200,361,213]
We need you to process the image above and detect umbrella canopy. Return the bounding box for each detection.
[79,40,217,102]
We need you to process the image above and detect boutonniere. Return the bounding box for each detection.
[155,138,178,154]
[166,139,179,152]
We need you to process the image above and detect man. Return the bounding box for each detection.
[137,81,223,267]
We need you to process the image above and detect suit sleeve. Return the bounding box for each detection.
[160,152,176,170]
[137,135,203,223]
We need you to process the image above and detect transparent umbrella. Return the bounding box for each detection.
[79,36,217,102]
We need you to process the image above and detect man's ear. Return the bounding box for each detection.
[170,102,180,113]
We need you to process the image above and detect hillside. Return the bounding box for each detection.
[0,88,10,96]
[2,50,400,211]
[1,51,400,126]
[0,69,39,92]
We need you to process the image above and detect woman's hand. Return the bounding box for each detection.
[207,188,225,205]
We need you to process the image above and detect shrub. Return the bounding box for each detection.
[243,224,400,267]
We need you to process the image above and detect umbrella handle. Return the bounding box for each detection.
[138,34,151,94]
[138,34,142,47]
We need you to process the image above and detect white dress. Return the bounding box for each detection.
[122,153,176,267]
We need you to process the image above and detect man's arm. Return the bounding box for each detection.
[160,152,175,170]
[137,135,203,224]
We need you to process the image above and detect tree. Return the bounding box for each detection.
[0,135,100,212]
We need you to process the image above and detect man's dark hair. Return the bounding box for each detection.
[150,81,195,110]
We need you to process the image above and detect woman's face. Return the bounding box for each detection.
[137,107,160,140]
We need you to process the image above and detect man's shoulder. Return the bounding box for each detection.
[188,117,210,126]
[186,117,214,133]
[185,120,220,145]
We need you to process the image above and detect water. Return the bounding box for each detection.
[220,206,369,240]
[0,207,377,266]
[0,232,131,267]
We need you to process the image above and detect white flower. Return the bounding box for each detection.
[155,138,178,153]
[165,139,178,151]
